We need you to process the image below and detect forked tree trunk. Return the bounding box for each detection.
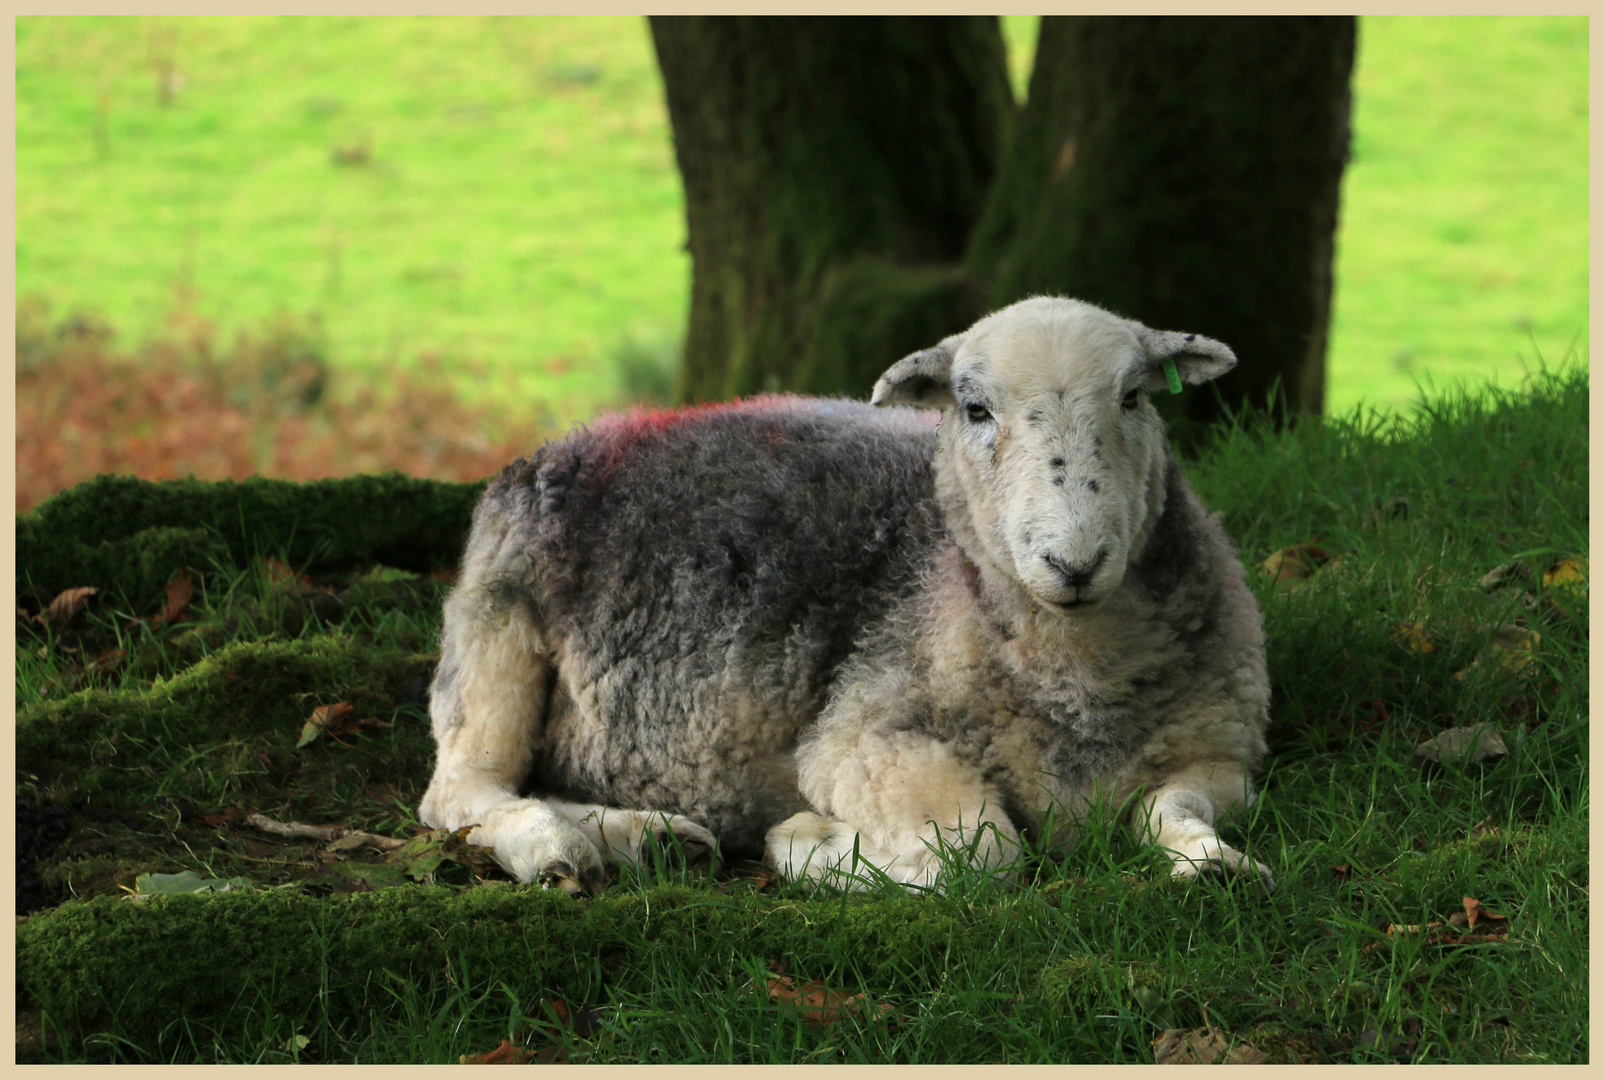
[652,15,1356,431]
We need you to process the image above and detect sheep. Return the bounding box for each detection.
[418,295,1273,895]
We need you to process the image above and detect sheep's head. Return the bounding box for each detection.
[871,297,1235,611]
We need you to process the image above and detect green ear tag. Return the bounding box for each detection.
[1162,357,1183,395]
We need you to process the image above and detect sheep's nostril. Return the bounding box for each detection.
[1042,547,1108,590]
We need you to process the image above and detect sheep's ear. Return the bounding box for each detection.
[1135,325,1237,392]
[870,335,962,409]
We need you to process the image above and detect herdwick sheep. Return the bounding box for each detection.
[418,295,1274,895]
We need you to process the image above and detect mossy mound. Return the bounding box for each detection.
[18,472,485,602]
[17,885,998,1045]
[18,637,435,808]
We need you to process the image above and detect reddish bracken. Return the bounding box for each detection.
[15,313,557,513]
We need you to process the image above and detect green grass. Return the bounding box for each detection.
[16,370,1588,1063]
[15,16,1587,424]
[1326,16,1589,414]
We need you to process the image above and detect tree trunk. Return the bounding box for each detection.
[652,16,1355,431]
[969,16,1355,432]
[649,16,1012,402]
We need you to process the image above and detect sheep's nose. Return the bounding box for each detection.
[1042,547,1107,590]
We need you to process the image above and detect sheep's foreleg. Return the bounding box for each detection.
[1135,763,1274,892]
[769,729,1022,891]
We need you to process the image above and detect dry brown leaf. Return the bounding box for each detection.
[1366,899,1511,951]
[1390,622,1436,655]
[762,975,896,1026]
[149,567,196,625]
[33,586,98,629]
[459,1038,538,1064]
[1455,625,1540,682]
[1479,563,1516,591]
[311,701,357,728]
[1261,544,1331,589]
[1152,1026,1268,1065]
[86,647,126,673]
[261,558,315,589]
[1454,896,1510,935]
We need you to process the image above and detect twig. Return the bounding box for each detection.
[246,813,406,852]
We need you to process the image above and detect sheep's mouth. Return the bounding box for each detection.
[1046,596,1097,612]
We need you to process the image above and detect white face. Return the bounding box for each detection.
[938,301,1170,610]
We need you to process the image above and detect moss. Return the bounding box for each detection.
[796,258,982,399]
[16,636,435,806]
[17,885,1002,1044]
[18,472,485,601]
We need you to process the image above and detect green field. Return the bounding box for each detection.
[15,16,1588,425]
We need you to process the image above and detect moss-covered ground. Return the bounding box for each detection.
[15,370,1587,1063]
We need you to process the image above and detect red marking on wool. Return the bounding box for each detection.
[588,394,796,477]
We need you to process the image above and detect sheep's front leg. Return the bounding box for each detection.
[767,728,1021,891]
[419,596,607,896]
[1135,763,1274,893]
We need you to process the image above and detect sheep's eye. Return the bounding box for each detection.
[1121,388,1142,411]
[964,403,993,424]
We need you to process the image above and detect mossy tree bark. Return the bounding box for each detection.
[652,15,1354,431]
[649,16,1012,401]
[967,16,1356,431]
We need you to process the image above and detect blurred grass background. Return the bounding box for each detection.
[15,16,1588,432]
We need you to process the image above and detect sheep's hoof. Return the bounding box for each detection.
[537,861,605,897]
[636,815,720,876]
[1173,852,1276,897]
[643,828,719,876]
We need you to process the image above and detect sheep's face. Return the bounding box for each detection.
[871,297,1236,611]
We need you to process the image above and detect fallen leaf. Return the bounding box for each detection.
[1455,625,1540,682]
[1261,544,1331,589]
[1366,899,1513,951]
[324,861,408,890]
[460,1039,538,1064]
[1152,1026,1268,1065]
[148,568,195,625]
[1451,896,1510,935]
[547,998,607,1037]
[261,557,316,589]
[385,825,500,880]
[1390,622,1436,655]
[1541,555,1587,617]
[762,975,896,1026]
[32,586,98,629]
[128,870,253,899]
[297,701,360,748]
[86,647,127,673]
[1414,722,1507,765]
[1542,555,1587,595]
[1479,563,1516,591]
